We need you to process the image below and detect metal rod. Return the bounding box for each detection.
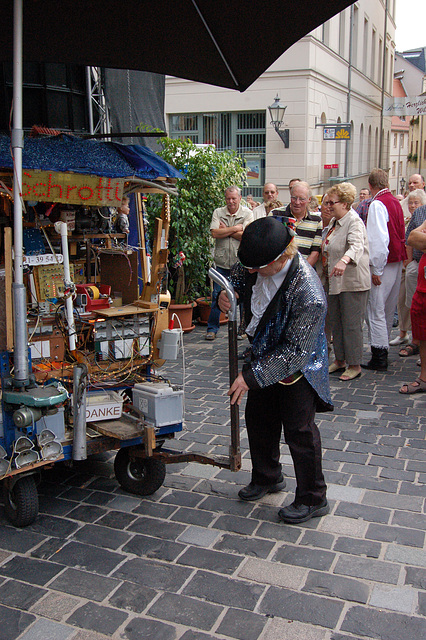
[72,364,87,460]
[208,268,240,470]
[54,221,77,352]
[12,0,29,384]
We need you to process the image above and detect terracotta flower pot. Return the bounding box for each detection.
[196,297,228,325]
[169,301,196,333]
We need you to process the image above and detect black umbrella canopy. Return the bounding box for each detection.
[0,0,355,92]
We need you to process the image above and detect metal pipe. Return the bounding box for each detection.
[378,0,389,168]
[72,364,87,460]
[208,268,240,470]
[54,222,77,351]
[12,0,29,384]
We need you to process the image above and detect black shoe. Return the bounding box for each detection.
[278,499,329,524]
[361,346,388,371]
[238,476,286,501]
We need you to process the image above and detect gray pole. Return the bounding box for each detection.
[345,4,354,179]
[378,0,389,168]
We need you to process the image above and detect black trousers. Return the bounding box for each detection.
[245,376,326,506]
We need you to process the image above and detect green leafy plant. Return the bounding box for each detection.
[146,137,247,303]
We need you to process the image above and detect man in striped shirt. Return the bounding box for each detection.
[274,181,322,267]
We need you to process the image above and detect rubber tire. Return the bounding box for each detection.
[3,475,39,527]
[114,448,166,496]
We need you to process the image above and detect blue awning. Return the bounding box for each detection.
[0,134,182,180]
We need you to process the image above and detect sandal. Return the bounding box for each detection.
[399,378,426,394]
[339,367,361,381]
[399,343,420,357]
[329,362,346,373]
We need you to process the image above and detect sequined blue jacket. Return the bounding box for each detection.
[232,254,333,411]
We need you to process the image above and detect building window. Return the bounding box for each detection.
[169,111,266,197]
[393,133,398,148]
[371,29,377,83]
[392,161,396,176]
[363,18,369,74]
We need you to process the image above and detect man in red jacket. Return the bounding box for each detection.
[363,168,406,371]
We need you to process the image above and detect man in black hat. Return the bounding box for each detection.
[219,216,332,524]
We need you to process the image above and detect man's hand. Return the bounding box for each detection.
[228,373,249,405]
[218,290,238,313]
[372,274,381,286]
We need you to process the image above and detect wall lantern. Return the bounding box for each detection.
[268,95,289,148]
[400,176,406,195]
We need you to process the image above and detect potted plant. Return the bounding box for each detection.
[146,137,247,328]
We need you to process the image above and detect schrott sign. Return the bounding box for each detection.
[20,170,124,206]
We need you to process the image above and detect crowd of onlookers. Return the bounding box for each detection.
[205,171,426,393]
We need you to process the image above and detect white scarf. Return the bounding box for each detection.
[246,259,292,336]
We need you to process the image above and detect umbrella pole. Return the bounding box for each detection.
[12,0,29,386]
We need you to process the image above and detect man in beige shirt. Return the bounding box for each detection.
[206,186,253,340]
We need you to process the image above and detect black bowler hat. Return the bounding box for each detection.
[238,217,295,269]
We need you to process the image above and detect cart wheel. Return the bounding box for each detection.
[3,475,39,527]
[114,448,166,496]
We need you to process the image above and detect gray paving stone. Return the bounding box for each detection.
[405,566,426,589]
[177,545,243,574]
[49,567,119,601]
[349,476,399,493]
[0,579,46,610]
[418,591,426,616]
[302,570,370,603]
[183,569,265,610]
[216,607,268,640]
[122,534,186,561]
[385,544,426,568]
[213,514,259,535]
[30,592,79,621]
[0,603,35,640]
[300,529,335,549]
[96,510,138,530]
[0,525,45,553]
[113,557,192,592]
[148,591,222,631]
[170,506,216,527]
[52,541,125,575]
[0,555,62,586]
[324,484,364,503]
[159,489,204,508]
[15,618,74,640]
[366,522,425,547]
[334,501,391,524]
[341,604,426,640]
[105,495,141,512]
[334,556,401,584]
[73,523,131,550]
[107,581,158,614]
[391,509,426,531]
[121,617,177,640]
[213,532,277,558]
[333,536,382,558]
[369,585,417,613]
[127,516,186,540]
[131,501,177,519]
[259,586,343,629]
[177,524,221,546]
[273,544,335,571]
[66,504,106,523]
[66,601,128,635]
[256,521,302,543]
[362,491,424,512]
[179,631,219,640]
[26,514,79,539]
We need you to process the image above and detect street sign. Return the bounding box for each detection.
[323,125,351,140]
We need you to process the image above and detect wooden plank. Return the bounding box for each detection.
[91,419,143,440]
[4,227,13,349]
[0,455,64,480]
[93,304,156,318]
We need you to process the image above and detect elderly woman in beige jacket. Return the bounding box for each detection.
[323,183,371,381]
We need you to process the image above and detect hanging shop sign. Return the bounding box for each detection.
[20,170,124,206]
[384,96,426,117]
[323,125,351,140]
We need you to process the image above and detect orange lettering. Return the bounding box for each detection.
[21,171,32,197]
[33,182,46,198]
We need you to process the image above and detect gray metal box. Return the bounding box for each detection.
[132,382,183,427]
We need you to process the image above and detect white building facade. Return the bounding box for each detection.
[165,0,396,202]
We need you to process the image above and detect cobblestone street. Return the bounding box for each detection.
[1,323,426,640]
